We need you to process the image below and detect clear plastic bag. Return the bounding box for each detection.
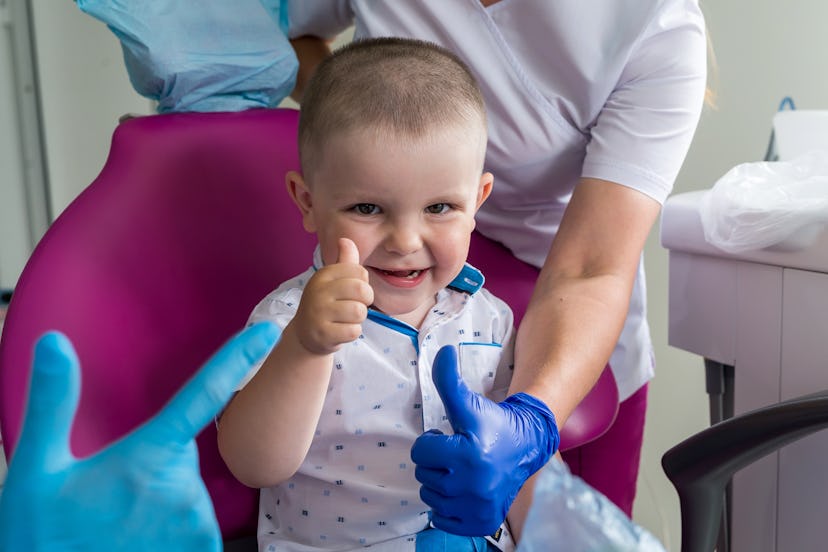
[517,459,665,552]
[700,151,828,253]
[76,0,298,113]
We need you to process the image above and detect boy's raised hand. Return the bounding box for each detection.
[293,238,374,355]
[336,236,361,266]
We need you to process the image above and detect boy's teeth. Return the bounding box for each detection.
[386,269,420,278]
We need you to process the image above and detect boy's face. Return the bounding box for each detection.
[288,125,492,327]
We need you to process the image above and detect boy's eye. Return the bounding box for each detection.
[353,203,380,215]
[425,203,451,214]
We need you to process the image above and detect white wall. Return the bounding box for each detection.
[634,1,828,550]
[0,14,30,289]
[8,1,828,550]
[0,1,152,289]
[30,0,153,218]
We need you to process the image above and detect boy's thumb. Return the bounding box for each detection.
[337,238,360,265]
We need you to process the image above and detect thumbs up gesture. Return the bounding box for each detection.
[410,345,560,536]
[293,238,374,355]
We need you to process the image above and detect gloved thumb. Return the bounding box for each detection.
[431,344,481,435]
[139,321,280,446]
[13,332,79,469]
[337,237,360,265]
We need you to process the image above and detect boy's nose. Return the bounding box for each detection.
[385,222,423,255]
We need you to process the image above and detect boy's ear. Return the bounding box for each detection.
[285,170,316,233]
[476,172,494,210]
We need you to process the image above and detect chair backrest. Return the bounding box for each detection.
[0,108,315,539]
[0,106,618,541]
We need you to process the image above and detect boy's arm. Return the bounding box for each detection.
[217,323,337,488]
[217,239,372,488]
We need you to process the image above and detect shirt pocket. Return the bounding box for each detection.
[458,342,506,399]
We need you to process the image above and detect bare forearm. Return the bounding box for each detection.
[289,35,332,103]
[220,244,372,486]
[510,271,629,426]
[505,277,629,541]
[218,323,332,487]
[509,177,660,426]
[507,467,540,542]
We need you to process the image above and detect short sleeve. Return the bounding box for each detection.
[288,0,354,40]
[236,287,303,390]
[582,0,707,204]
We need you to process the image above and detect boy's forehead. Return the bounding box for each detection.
[302,120,487,185]
[343,120,477,141]
[316,121,485,157]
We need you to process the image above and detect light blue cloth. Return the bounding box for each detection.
[76,0,298,113]
[517,459,666,552]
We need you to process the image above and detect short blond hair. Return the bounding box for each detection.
[298,37,487,174]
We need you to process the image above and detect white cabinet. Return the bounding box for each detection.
[661,191,828,551]
[776,270,828,550]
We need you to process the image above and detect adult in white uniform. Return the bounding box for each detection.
[287,0,707,528]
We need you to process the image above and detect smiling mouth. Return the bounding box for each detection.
[370,267,429,289]
[380,269,423,279]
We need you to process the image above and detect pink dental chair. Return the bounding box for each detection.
[0,107,618,547]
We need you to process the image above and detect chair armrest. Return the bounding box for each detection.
[662,389,828,552]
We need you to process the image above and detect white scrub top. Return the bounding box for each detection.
[288,0,707,400]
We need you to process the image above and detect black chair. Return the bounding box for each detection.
[663,390,828,552]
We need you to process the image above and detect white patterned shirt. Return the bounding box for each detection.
[242,248,515,551]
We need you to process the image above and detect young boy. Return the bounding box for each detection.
[218,38,516,551]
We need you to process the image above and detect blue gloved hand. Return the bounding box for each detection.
[0,322,279,552]
[75,0,298,113]
[411,345,560,536]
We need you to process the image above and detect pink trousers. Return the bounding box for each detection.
[560,383,648,517]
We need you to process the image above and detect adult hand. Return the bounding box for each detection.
[411,345,559,536]
[0,322,280,552]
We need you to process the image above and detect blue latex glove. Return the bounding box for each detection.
[411,345,560,536]
[0,322,279,552]
[75,0,298,113]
